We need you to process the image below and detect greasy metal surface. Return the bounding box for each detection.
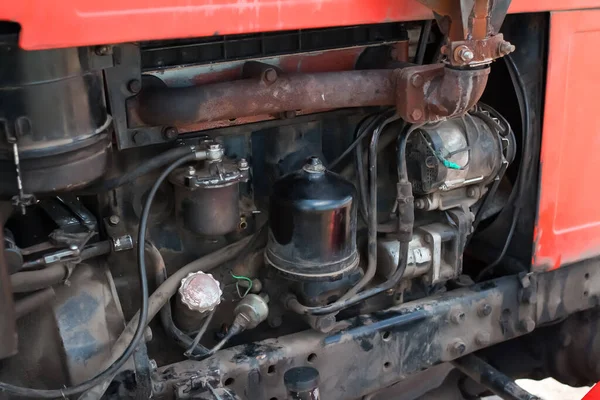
[130,69,396,127]
[396,64,490,123]
[0,1,597,51]
[0,45,110,194]
[52,263,127,384]
[154,260,600,400]
[534,9,600,271]
[0,228,17,359]
[452,353,540,400]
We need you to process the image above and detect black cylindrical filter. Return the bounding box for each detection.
[266,157,358,281]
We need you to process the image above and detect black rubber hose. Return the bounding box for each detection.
[84,145,195,193]
[475,54,530,281]
[0,153,195,398]
[415,20,432,65]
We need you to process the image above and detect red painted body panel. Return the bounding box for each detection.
[533,10,600,270]
[0,0,600,50]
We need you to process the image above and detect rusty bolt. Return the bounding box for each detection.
[411,74,424,88]
[162,126,178,140]
[475,331,491,346]
[264,68,278,83]
[449,339,466,356]
[109,215,120,226]
[128,79,142,94]
[499,41,516,56]
[95,45,112,56]
[455,45,474,63]
[411,109,423,121]
[450,310,466,325]
[519,317,536,333]
[478,303,492,317]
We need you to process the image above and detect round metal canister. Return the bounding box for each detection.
[265,157,358,281]
[0,45,110,196]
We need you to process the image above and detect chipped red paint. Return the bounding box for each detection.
[533,9,600,271]
[3,1,600,50]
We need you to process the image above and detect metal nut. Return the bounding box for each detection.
[238,158,249,170]
[109,215,120,226]
[449,339,466,356]
[411,74,424,88]
[498,41,516,56]
[450,310,466,325]
[477,303,492,317]
[264,68,278,83]
[128,79,142,94]
[162,126,178,140]
[411,109,423,121]
[455,45,474,63]
[519,317,536,333]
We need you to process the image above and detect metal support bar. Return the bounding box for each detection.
[452,354,540,400]
[154,259,599,400]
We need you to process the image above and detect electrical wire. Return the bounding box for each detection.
[475,54,530,281]
[0,153,197,398]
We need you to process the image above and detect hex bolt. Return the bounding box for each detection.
[162,126,178,140]
[415,198,426,210]
[411,74,424,88]
[455,45,474,63]
[109,215,121,226]
[264,68,278,83]
[186,166,196,176]
[478,303,492,317]
[411,109,423,121]
[238,158,250,170]
[499,41,516,56]
[128,79,142,94]
[475,331,491,346]
[467,186,478,198]
[450,310,466,325]
[519,317,536,333]
[95,45,111,56]
[449,339,466,356]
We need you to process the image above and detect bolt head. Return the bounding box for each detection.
[238,158,249,170]
[162,126,178,140]
[450,340,466,356]
[264,68,278,83]
[208,143,222,151]
[467,187,478,198]
[415,198,426,209]
[455,45,474,63]
[128,79,142,94]
[411,74,424,88]
[499,41,516,56]
[519,317,536,333]
[478,303,492,317]
[95,45,111,56]
[450,310,466,324]
[411,109,423,121]
[109,215,120,226]
[132,130,150,145]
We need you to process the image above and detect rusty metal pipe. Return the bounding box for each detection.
[132,70,396,126]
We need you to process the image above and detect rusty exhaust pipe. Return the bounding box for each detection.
[129,70,397,127]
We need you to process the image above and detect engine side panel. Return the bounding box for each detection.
[534,9,600,270]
